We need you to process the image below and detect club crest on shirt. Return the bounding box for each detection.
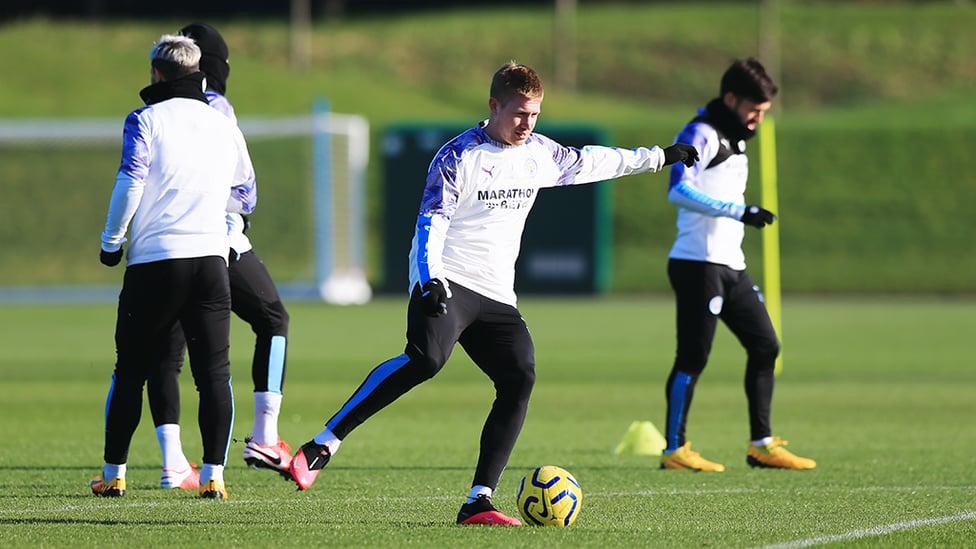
[720,137,747,154]
[524,158,538,178]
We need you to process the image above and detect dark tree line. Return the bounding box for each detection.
[3,0,555,21]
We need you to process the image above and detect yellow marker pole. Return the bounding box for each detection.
[758,117,783,376]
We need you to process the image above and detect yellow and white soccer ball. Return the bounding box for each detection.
[515,465,582,527]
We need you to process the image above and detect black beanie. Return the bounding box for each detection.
[179,22,230,95]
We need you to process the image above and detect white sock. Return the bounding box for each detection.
[466,485,492,504]
[252,392,282,446]
[200,464,224,485]
[312,428,342,455]
[156,424,190,470]
[752,436,773,447]
[103,463,126,480]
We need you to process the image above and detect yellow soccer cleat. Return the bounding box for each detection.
[90,476,126,497]
[660,442,726,472]
[199,479,228,500]
[747,437,817,470]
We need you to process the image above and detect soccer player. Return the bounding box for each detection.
[142,23,293,492]
[658,57,816,472]
[287,62,699,525]
[91,34,256,500]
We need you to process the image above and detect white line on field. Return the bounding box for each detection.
[755,511,976,549]
[0,499,266,515]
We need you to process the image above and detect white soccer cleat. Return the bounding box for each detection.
[243,437,293,473]
[160,462,200,489]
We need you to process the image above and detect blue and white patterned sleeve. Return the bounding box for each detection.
[101,110,150,251]
[667,122,746,220]
[413,142,462,285]
[227,129,257,215]
[206,91,238,125]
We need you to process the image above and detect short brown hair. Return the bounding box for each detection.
[489,62,544,105]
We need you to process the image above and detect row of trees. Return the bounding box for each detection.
[2,0,814,23]
[8,0,508,21]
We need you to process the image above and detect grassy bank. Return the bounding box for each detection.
[0,3,973,292]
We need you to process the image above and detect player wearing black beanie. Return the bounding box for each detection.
[179,23,230,95]
[142,23,294,493]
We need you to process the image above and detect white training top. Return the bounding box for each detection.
[101,96,256,266]
[667,119,750,270]
[206,89,253,255]
[408,120,668,307]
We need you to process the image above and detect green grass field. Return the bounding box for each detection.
[1,297,973,547]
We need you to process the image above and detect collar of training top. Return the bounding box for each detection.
[139,71,209,106]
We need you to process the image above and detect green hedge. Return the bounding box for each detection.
[2,122,972,293]
[613,123,976,293]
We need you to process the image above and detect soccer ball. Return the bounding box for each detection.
[515,465,582,527]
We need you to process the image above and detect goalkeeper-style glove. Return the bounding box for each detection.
[663,143,700,167]
[100,247,123,267]
[420,278,449,317]
[740,205,776,228]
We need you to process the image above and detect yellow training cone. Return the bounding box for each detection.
[612,420,667,456]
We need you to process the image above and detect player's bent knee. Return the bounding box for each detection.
[498,360,536,398]
[266,300,289,334]
[516,362,536,387]
[673,356,707,376]
[750,338,780,362]
[404,345,447,380]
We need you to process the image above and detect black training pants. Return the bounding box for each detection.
[326,281,536,490]
[147,249,289,426]
[666,259,780,442]
[103,256,233,466]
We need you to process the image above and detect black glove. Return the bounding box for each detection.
[100,247,123,267]
[241,214,250,234]
[740,205,776,228]
[420,279,448,317]
[663,143,699,167]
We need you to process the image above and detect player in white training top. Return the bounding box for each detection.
[142,23,293,494]
[287,62,699,525]
[659,57,816,473]
[92,34,255,500]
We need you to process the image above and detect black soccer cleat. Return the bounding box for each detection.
[289,441,331,490]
